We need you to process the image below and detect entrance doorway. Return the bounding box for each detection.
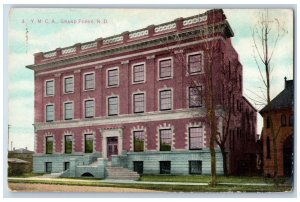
[283,134,293,177]
[107,137,118,160]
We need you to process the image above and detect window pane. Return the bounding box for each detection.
[85,134,94,153]
[65,77,74,93]
[108,97,118,115]
[134,93,144,113]
[85,73,94,90]
[189,86,202,107]
[159,59,171,78]
[46,136,53,154]
[46,105,54,122]
[134,131,145,152]
[160,129,172,151]
[189,54,202,73]
[85,100,94,118]
[65,135,72,154]
[64,102,73,120]
[189,127,203,150]
[46,80,54,96]
[160,161,171,174]
[133,64,145,82]
[160,90,172,110]
[108,69,119,86]
[189,161,202,174]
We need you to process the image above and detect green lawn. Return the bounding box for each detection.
[8,178,292,192]
[140,174,286,184]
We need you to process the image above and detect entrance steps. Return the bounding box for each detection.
[105,165,140,181]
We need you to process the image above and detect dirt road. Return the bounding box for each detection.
[8,183,162,193]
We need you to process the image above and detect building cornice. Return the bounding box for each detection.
[27,21,232,72]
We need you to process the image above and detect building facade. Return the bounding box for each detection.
[260,79,294,177]
[27,9,257,178]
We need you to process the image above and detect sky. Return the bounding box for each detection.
[7,8,294,151]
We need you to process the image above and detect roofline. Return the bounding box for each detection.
[242,96,257,112]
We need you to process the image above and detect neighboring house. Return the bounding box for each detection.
[26,9,257,178]
[8,147,34,173]
[8,158,30,176]
[260,78,294,177]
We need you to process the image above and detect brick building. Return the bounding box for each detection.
[260,78,294,177]
[26,9,257,178]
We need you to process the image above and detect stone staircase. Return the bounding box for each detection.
[105,165,140,181]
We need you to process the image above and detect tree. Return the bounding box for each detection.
[251,9,287,185]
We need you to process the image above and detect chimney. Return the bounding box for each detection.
[13,147,15,151]
[284,76,287,88]
[25,147,27,150]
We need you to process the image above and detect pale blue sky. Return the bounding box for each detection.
[8,8,293,150]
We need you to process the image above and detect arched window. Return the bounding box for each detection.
[266,116,271,128]
[266,136,271,159]
[281,114,286,127]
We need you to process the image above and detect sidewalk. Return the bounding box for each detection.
[8,177,274,186]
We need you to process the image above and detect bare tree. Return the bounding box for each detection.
[252,9,287,185]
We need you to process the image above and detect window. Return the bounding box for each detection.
[133,64,145,83]
[266,136,271,159]
[84,73,95,90]
[133,161,143,174]
[133,93,145,113]
[85,100,94,118]
[159,90,172,111]
[266,116,271,128]
[64,102,73,120]
[46,136,54,154]
[189,86,202,107]
[64,162,70,171]
[188,53,202,74]
[64,77,74,93]
[108,69,119,87]
[45,162,52,173]
[108,96,118,116]
[281,114,286,127]
[189,161,202,174]
[64,135,72,154]
[159,59,172,79]
[160,129,172,151]
[84,134,94,153]
[289,115,293,126]
[46,105,54,122]
[45,80,54,96]
[189,127,203,150]
[134,131,145,152]
[160,161,171,174]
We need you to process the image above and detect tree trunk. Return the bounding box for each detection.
[220,146,228,176]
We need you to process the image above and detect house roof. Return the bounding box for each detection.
[260,79,294,114]
[8,158,29,164]
[9,148,34,154]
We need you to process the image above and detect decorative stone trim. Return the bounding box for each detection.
[62,47,76,55]
[121,60,129,65]
[183,15,207,26]
[43,51,57,58]
[130,125,147,152]
[99,127,123,159]
[146,55,155,60]
[184,122,206,150]
[95,65,103,69]
[154,22,176,33]
[129,29,148,39]
[74,69,81,73]
[156,123,175,151]
[54,73,61,77]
